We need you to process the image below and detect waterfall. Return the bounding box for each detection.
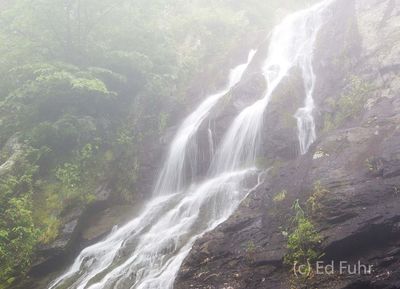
[211,0,330,173]
[207,121,214,160]
[294,2,330,155]
[49,1,331,289]
[153,49,256,196]
[48,50,256,289]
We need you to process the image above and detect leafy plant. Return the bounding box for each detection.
[284,200,322,273]
[55,143,99,205]
[0,148,39,286]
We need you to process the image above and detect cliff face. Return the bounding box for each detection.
[175,0,400,288]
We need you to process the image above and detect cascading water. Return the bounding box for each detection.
[48,51,256,289]
[211,0,331,173]
[294,2,330,155]
[49,2,332,289]
[153,49,256,195]
[207,121,214,160]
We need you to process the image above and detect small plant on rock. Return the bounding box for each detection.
[306,181,329,216]
[245,240,257,262]
[322,75,373,131]
[284,200,322,277]
[273,190,287,202]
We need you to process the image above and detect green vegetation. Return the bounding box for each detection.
[246,240,256,254]
[245,240,257,262]
[270,187,288,218]
[306,181,329,217]
[323,76,373,131]
[284,200,322,276]
[0,148,40,287]
[0,0,320,285]
[284,184,328,276]
[273,190,287,202]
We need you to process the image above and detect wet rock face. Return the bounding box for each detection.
[29,184,113,278]
[175,0,400,288]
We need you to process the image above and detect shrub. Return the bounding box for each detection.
[0,149,39,286]
[284,200,322,274]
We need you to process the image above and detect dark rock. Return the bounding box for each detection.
[175,0,400,288]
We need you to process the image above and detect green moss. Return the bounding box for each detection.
[273,190,287,202]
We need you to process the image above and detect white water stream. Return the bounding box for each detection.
[153,49,256,196]
[49,1,331,288]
